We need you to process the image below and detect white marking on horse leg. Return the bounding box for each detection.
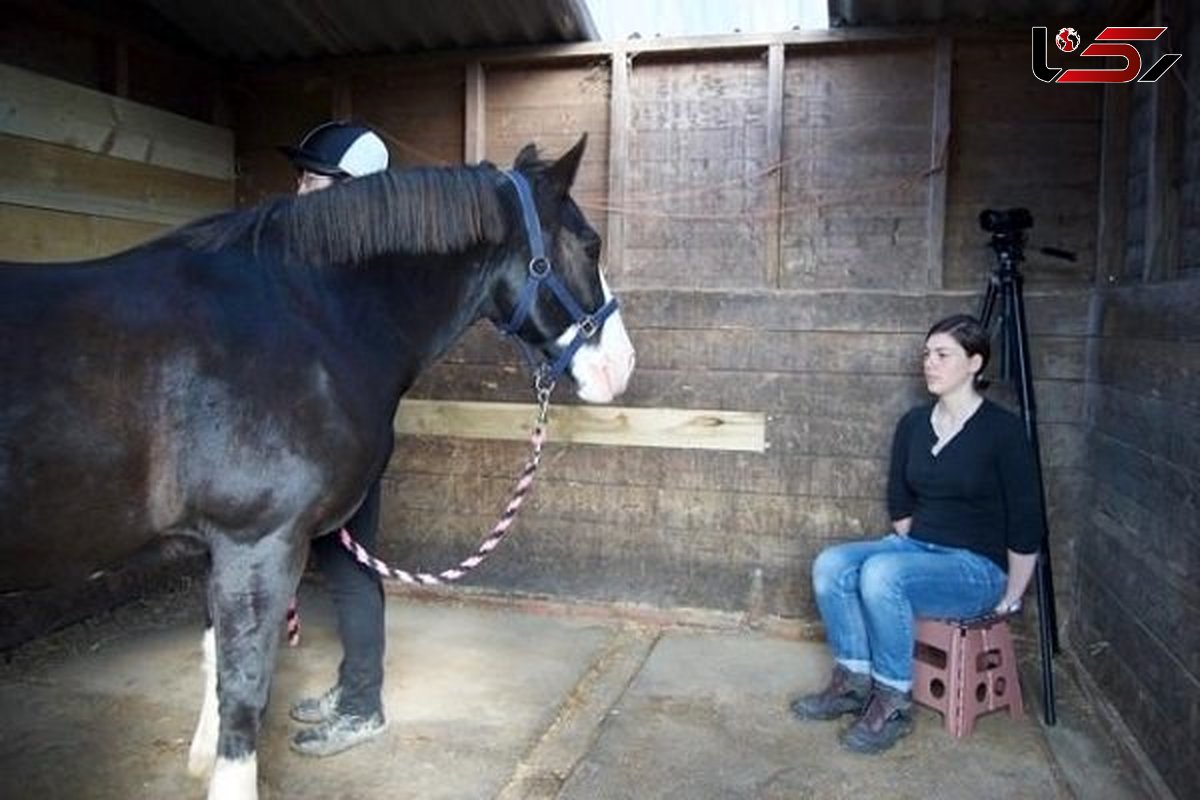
[207,754,257,800]
[188,627,218,778]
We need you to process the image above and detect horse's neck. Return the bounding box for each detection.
[298,254,491,399]
[387,258,492,375]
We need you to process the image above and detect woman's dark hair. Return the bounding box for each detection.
[926,314,991,387]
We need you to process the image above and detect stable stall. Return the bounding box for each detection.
[0,2,1195,798]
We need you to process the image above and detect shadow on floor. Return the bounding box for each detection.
[0,580,1156,800]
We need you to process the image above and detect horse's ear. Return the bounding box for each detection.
[544,134,587,197]
[513,143,540,170]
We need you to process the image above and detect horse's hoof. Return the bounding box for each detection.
[207,755,258,800]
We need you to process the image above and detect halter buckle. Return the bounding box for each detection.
[578,315,599,339]
[528,256,550,278]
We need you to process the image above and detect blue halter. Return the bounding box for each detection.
[498,170,619,382]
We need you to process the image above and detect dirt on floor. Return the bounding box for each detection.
[0,579,1159,800]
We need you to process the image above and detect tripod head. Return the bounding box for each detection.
[979,207,1075,277]
[980,208,1032,273]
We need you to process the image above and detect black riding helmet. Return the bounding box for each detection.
[279,121,389,178]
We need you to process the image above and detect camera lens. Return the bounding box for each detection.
[979,208,1032,234]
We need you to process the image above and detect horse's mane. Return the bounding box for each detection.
[174,163,511,266]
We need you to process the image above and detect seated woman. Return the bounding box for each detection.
[791,313,1043,753]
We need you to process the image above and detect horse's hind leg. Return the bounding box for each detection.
[194,530,306,800]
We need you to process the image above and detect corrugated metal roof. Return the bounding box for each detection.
[587,0,828,40]
[827,0,1128,28]
[111,0,598,63]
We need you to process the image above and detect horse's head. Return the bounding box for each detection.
[491,136,635,404]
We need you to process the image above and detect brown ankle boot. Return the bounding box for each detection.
[790,664,871,721]
[839,683,913,753]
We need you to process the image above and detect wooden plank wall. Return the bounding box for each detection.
[1073,8,1199,798]
[234,61,468,206]
[1080,283,1200,800]
[1181,12,1200,276]
[782,44,934,290]
[485,62,611,242]
[0,63,235,261]
[621,53,769,288]
[230,33,1099,620]
[947,41,1101,288]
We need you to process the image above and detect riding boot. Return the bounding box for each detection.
[289,685,341,724]
[290,709,388,757]
[838,682,914,754]
[790,663,871,720]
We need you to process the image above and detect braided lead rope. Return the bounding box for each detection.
[339,376,553,587]
[286,599,301,646]
[339,426,545,584]
[285,388,549,646]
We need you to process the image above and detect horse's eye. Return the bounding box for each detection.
[584,239,601,261]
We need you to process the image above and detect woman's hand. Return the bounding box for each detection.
[993,597,1023,615]
[892,517,912,537]
[994,550,1038,615]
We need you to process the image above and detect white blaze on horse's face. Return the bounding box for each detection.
[558,270,635,404]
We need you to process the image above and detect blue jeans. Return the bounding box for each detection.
[811,533,1006,692]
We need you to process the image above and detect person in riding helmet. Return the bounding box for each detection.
[282,120,390,195]
[280,120,391,757]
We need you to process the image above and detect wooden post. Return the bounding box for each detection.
[98,36,129,99]
[765,43,785,289]
[1096,82,1131,286]
[464,60,486,164]
[113,39,129,98]
[1142,0,1184,281]
[927,34,952,290]
[606,44,630,273]
[331,75,352,119]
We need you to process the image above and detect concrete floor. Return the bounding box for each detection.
[0,580,1154,800]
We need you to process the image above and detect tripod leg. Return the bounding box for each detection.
[1040,540,1061,653]
[1036,554,1058,725]
[977,276,999,328]
[1005,270,1059,725]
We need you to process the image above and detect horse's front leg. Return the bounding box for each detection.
[187,619,218,779]
[188,529,306,800]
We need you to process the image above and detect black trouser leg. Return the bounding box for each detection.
[312,481,385,717]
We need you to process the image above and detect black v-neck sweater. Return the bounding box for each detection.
[886,400,1045,571]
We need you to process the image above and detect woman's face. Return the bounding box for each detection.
[922,332,982,397]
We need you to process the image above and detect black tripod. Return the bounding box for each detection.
[975,208,1072,726]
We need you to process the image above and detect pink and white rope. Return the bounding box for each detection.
[338,423,545,585]
[285,382,553,647]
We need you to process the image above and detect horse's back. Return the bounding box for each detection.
[0,244,284,587]
[0,241,369,590]
[1,250,186,586]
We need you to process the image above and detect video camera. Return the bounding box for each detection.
[979,207,1033,268]
[979,207,1033,236]
[979,207,1075,270]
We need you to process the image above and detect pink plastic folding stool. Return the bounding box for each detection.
[912,616,1024,736]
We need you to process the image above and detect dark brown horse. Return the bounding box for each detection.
[0,137,634,799]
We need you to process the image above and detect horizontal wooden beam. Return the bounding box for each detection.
[0,63,234,180]
[0,133,234,227]
[395,399,767,453]
[241,26,960,83]
[0,204,166,262]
